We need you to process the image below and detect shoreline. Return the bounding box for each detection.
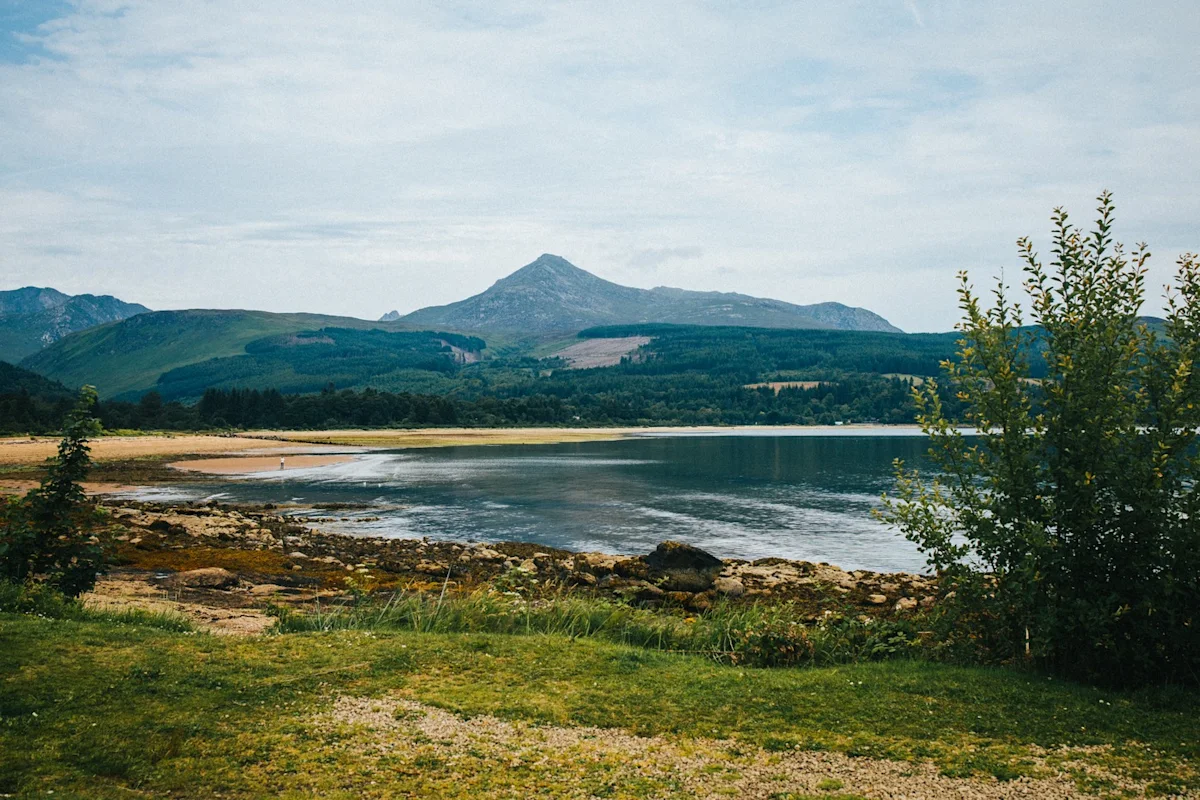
[94,496,935,624]
[0,423,931,468]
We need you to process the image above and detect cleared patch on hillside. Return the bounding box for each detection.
[552,336,652,369]
[881,373,927,385]
[744,380,824,393]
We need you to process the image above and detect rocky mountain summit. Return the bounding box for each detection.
[0,286,148,362]
[398,254,900,335]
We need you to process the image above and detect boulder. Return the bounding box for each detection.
[577,552,620,576]
[167,567,239,590]
[643,541,723,592]
[866,593,888,605]
[618,580,664,602]
[713,577,746,597]
[248,583,290,596]
[612,558,650,580]
[472,547,506,563]
[894,596,918,613]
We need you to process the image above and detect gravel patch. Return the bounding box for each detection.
[319,695,1156,799]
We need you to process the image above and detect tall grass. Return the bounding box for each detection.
[271,590,921,668]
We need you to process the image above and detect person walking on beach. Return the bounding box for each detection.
[280,457,285,470]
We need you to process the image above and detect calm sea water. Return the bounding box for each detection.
[142,431,936,573]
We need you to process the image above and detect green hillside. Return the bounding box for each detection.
[152,328,486,401]
[19,309,420,399]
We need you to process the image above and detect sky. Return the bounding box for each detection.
[1,1,1198,332]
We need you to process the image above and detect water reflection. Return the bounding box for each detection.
[141,434,935,573]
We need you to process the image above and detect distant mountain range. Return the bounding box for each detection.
[0,287,148,363]
[14,254,904,399]
[383,254,900,334]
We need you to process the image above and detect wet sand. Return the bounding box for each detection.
[170,455,356,474]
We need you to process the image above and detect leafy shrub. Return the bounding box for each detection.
[882,193,1200,686]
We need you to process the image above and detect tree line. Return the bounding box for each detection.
[0,373,966,433]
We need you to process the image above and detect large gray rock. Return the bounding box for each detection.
[713,577,746,597]
[643,541,723,592]
[167,567,239,589]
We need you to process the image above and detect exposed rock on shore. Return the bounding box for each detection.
[101,500,939,617]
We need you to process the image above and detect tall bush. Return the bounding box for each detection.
[882,193,1200,685]
[0,386,106,596]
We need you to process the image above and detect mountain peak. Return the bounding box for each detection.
[0,287,71,318]
[396,255,901,336]
[499,254,595,285]
[0,287,148,362]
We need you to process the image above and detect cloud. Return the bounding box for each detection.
[627,246,705,271]
[0,1,1197,331]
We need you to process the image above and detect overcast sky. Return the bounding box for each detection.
[1,1,1197,332]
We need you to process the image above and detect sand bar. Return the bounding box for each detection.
[0,434,353,466]
[170,455,356,474]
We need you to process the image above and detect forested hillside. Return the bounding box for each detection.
[0,362,76,434]
[19,309,423,399]
[4,323,983,431]
[150,329,486,400]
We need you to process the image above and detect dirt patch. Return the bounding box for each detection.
[170,454,356,474]
[551,336,652,369]
[0,480,139,496]
[319,695,1138,799]
[84,574,277,635]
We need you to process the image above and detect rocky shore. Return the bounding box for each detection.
[99,498,939,621]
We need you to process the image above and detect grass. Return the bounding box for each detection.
[1,609,1197,798]
[272,589,921,668]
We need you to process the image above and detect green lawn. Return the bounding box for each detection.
[1,612,1196,798]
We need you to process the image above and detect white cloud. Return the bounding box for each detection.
[0,1,1197,331]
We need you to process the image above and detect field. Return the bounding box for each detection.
[3,606,1198,799]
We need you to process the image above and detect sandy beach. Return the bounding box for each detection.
[0,434,329,466]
